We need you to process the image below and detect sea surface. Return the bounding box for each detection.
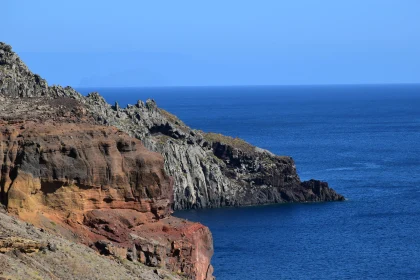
[79,85,420,279]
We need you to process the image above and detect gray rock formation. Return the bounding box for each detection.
[0,42,344,210]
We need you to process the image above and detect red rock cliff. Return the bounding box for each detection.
[0,120,214,280]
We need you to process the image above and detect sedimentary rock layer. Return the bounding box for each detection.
[0,120,214,279]
[0,40,344,280]
[0,206,183,280]
[0,41,345,211]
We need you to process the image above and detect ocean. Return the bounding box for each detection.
[78,85,420,279]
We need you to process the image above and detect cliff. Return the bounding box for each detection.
[0,42,344,210]
[79,97,345,210]
[0,42,213,280]
[0,41,344,278]
[0,205,184,280]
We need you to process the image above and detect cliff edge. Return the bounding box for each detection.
[0,41,345,279]
[0,42,344,211]
[0,42,214,280]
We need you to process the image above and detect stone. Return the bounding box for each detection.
[0,121,213,279]
[47,242,57,252]
[0,210,182,279]
[0,237,47,254]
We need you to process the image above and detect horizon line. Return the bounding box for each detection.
[73,82,420,89]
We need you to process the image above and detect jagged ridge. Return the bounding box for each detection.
[0,42,344,211]
[0,42,215,280]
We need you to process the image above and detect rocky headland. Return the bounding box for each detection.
[0,42,213,280]
[0,42,344,279]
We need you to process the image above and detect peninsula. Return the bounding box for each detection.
[0,42,343,279]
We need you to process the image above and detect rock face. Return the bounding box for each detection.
[77,95,345,210]
[1,122,172,217]
[0,42,214,280]
[0,206,183,280]
[0,41,344,278]
[0,237,47,254]
[0,120,214,280]
[0,41,344,211]
[0,42,49,98]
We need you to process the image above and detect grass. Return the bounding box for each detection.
[159,109,190,133]
[203,132,256,154]
[159,109,185,126]
[155,134,172,145]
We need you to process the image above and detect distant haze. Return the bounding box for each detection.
[3,0,420,87]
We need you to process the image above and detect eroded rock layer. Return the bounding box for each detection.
[0,41,344,211]
[0,206,183,280]
[0,41,344,279]
[0,120,214,279]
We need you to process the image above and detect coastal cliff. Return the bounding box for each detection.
[0,42,213,280]
[0,41,343,278]
[0,42,344,210]
[81,97,344,209]
[0,205,187,280]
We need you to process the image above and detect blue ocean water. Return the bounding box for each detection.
[78,85,420,279]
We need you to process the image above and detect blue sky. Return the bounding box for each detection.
[3,0,420,87]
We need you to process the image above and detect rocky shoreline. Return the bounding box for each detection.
[0,42,344,279]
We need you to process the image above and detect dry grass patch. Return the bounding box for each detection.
[159,109,190,133]
[159,109,185,125]
[203,132,256,154]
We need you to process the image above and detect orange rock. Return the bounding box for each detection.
[0,237,47,254]
[0,120,214,280]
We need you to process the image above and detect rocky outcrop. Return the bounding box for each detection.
[0,237,47,254]
[0,40,344,279]
[0,43,49,98]
[78,96,344,209]
[0,122,172,218]
[1,42,215,279]
[0,42,80,100]
[0,206,183,280]
[0,41,344,211]
[0,120,214,279]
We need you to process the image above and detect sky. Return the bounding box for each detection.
[2,0,420,87]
